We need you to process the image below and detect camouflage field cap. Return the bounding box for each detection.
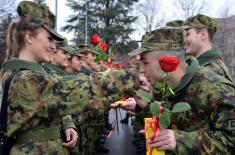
[128,32,150,57]
[166,20,184,27]
[71,47,87,58]
[182,14,217,32]
[128,28,184,57]
[56,38,74,54]
[78,44,99,55]
[17,1,64,41]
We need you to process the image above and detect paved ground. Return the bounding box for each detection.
[99,109,137,155]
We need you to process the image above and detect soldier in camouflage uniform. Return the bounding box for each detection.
[77,44,111,154]
[77,44,101,73]
[125,32,155,154]
[65,46,106,154]
[65,47,87,74]
[43,39,83,154]
[182,14,233,82]
[44,38,75,76]
[1,1,79,152]
[0,1,139,154]
[129,28,235,154]
[46,44,106,154]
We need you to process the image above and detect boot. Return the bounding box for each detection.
[94,142,109,154]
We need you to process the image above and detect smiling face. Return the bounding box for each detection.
[184,28,206,57]
[69,55,84,72]
[53,48,71,67]
[27,28,56,63]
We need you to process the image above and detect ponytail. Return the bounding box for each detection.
[0,22,16,79]
[1,21,41,79]
[5,22,16,60]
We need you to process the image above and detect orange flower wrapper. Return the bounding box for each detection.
[114,97,128,105]
[114,100,128,105]
[145,118,165,155]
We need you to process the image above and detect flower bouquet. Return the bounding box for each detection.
[90,34,124,70]
[90,34,109,63]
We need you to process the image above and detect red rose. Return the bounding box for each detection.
[99,42,108,52]
[90,34,101,45]
[159,56,180,72]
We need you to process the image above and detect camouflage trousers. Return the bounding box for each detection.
[73,108,105,155]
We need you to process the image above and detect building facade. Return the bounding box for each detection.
[214,15,235,81]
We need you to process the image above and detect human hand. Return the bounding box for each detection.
[121,97,137,112]
[147,129,176,151]
[62,128,78,148]
[139,74,150,92]
[110,97,129,108]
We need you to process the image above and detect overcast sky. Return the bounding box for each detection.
[16,0,235,42]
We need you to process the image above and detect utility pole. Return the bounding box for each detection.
[85,2,88,44]
[55,0,58,31]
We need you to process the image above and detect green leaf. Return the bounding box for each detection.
[153,82,163,91]
[95,55,101,63]
[150,101,160,117]
[134,89,152,103]
[95,51,109,63]
[171,102,191,113]
[165,87,175,96]
[159,111,171,129]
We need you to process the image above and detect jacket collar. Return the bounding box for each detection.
[174,56,200,93]
[2,58,47,74]
[197,48,221,65]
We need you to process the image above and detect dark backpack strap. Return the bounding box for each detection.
[0,70,21,135]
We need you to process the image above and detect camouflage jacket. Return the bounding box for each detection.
[197,48,233,82]
[43,63,77,133]
[44,63,91,154]
[80,66,93,75]
[43,63,70,76]
[2,58,138,154]
[164,57,235,155]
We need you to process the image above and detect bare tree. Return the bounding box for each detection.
[0,0,16,66]
[218,0,234,18]
[0,0,16,20]
[135,0,164,33]
[33,0,47,5]
[175,0,207,20]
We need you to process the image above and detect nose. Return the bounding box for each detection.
[140,63,145,74]
[67,54,71,59]
[50,41,56,51]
